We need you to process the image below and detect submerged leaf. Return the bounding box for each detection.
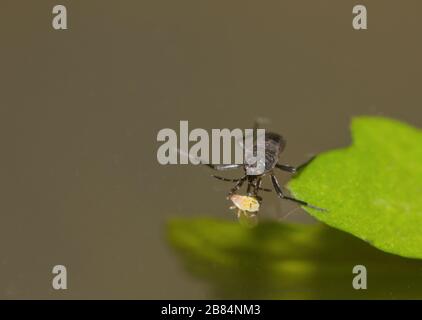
[168,218,422,299]
[288,116,422,258]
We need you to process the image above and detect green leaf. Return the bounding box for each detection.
[167,218,422,299]
[288,116,422,259]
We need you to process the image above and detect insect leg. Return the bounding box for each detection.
[270,174,326,211]
[275,164,297,173]
[227,176,247,197]
[276,156,316,174]
[257,179,271,192]
[175,148,243,169]
[246,177,259,196]
[259,187,272,192]
[212,175,242,182]
[246,180,253,196]
[206,164,243,171]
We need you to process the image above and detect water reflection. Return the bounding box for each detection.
[167,218,422,299]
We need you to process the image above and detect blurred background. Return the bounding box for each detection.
[1,1,422,298]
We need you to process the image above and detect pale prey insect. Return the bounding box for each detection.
[229,194,260,213]
[229,194,260,227]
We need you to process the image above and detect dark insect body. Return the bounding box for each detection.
[208,125,325,212]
